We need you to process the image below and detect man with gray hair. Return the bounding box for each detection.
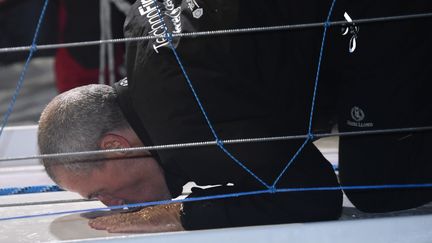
[39,82,342,233]
[39,84,179,232]
[38,0,342,233]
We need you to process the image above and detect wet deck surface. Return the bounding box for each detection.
[1,189,432,243]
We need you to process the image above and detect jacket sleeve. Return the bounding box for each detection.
[180,182,342,230]
[179,142,342,230]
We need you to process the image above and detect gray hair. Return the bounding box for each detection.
[38,84,130,183]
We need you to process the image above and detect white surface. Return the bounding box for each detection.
[0,125,56,188]
[0,165,54,188]
[1,192,431,243]
[64,214,432,243]
[0,195,123,242]
[0,125,40,167]
[314,137,338,165]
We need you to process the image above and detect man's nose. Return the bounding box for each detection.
[97,195,124,206]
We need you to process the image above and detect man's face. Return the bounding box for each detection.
[53,157,172,206]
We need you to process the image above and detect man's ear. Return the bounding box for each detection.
[99,133,131,156]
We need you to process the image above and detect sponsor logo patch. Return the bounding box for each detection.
[137,0,183,53]
[347,106,374,128]
[186,0,203,19]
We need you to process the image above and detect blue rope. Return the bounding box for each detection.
[164,32,220,142]
[272,138,310,188]
[217,142,271,189]
[0,185,63,196]
[2,183,432,221]
[0,0,50,138]
[272,0,337,187]
[307,0,337,136]
[152,0,270,189]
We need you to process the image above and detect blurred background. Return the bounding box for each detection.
[0,0,131,125]
[1,0,57,125]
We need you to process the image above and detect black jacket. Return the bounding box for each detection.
[330,0,432,212]
[114,0,342,229]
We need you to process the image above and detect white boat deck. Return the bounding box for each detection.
[2,196,432,243]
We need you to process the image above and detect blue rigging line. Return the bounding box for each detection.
[2,183,432,221]
[0,0,50,138]
[0,185,63,196]
[152,0,271,189]
[272,138,310,188]
[307,0,337,136]
[272,0,337,188]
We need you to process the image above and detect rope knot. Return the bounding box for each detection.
[165,32,173,41]
[216,139,224,147]
[269,186,277,194]
[323,21,331,28]
[30,44,38,52]
[307,133,315,140]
